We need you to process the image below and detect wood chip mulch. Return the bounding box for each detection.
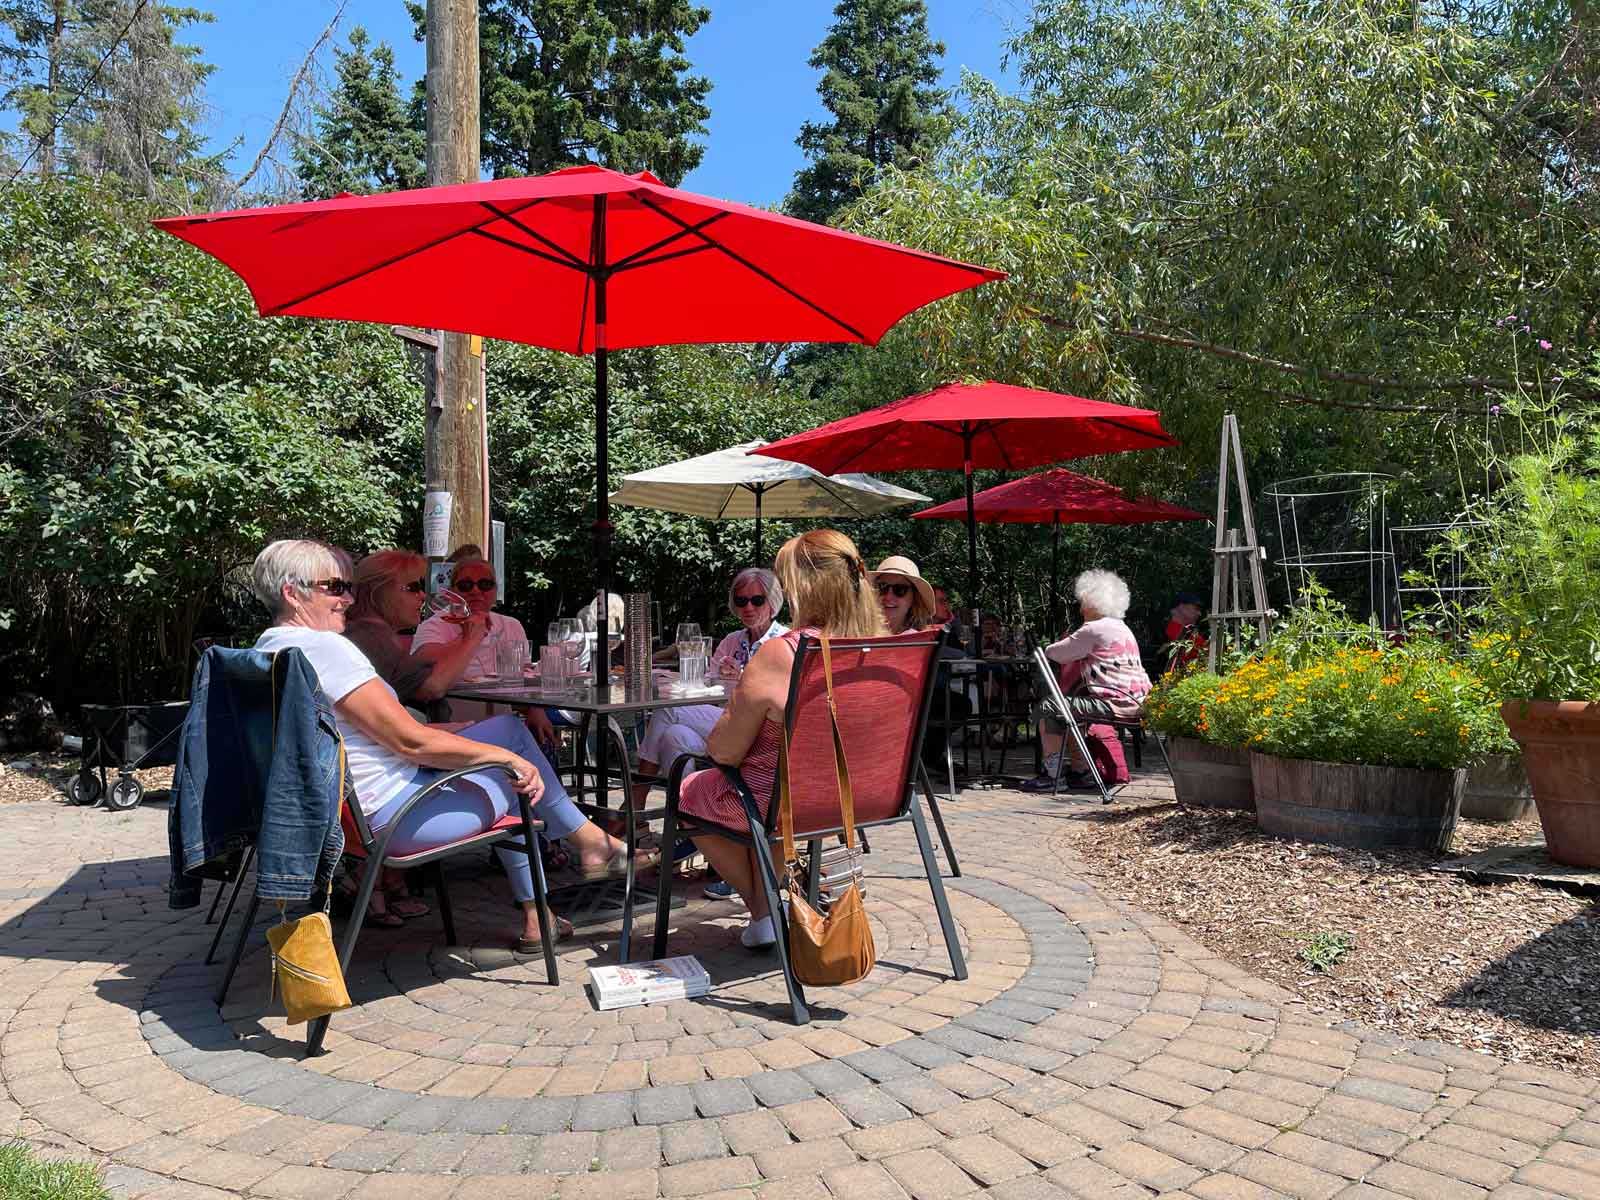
[1065,801,1600,1073]
[0,753,173,807]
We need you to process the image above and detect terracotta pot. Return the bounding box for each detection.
[1249,752,1464,852]
[1460,753,1533,822]
[1167,736,1255,811]
[1499,700,1600,868]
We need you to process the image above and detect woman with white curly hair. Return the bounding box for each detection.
[1021,568,1152,793]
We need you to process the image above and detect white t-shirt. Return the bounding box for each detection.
[254,625,417,814]
[411,611,528,681]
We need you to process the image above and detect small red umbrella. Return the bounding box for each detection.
[154,165,1004,602]
[911,467,1207,627]
[757,381,1177,597]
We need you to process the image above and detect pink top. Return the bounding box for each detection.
[1044,616,1151,718]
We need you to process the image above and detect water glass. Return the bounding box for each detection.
[538,644,568,689]
[675,622,701,661]
[680,650,708,688]
[496,638,528,682]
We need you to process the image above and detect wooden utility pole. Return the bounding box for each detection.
[423,0,487,556]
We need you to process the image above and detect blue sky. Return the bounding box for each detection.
[192,1,1024,206]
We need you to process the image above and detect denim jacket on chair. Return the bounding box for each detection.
[168,646,345,908]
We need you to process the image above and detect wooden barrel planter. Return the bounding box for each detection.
[1167,736,1254,811]
[1460,754,1533,822]
[1248,753,1464,852]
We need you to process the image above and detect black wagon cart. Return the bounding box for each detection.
[71,702,190,810]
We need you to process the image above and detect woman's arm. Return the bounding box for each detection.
[705,637,792,765]
[1043,624,1098,666]
[409,614,490,698]
[336,678,541,795]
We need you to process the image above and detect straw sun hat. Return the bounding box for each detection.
[869,556,936,613]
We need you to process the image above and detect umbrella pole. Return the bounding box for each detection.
[1050,513,1061,635]
[754,486,764,564]
[963,426,978,607]
[593,196,610,621]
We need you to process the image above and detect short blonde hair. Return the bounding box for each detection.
[773,530,885,638]
[350,549,426,621]
[251,539,342,618]
[1076,568,1131,619]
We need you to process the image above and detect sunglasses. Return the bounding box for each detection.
[306,578,352,597]
[401,579,426,594]
[876,582,912,598]
[456,578,497,592]
[732,593,767,608]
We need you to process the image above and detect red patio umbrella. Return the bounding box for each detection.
[757,381,1177,599]
[154,165,1004,606]
[911,467,1207,628]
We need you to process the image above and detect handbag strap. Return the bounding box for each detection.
[778,632,856,867]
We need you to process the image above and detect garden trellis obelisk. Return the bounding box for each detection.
[1209,413,1273,668]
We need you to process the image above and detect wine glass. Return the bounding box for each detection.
[557,618,585,669]
[425,588,470,623]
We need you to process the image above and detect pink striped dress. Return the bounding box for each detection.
[676,630,799,830]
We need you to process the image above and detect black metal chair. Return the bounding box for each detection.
[650,632,968,1025]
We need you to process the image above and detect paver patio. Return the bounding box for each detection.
[3,778,1598,1199]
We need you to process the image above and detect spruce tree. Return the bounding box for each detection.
[787,0,951,224]
[407,0,711,185]
[294,26,425,198]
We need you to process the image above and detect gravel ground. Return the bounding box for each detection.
[1067,800,1600,1073]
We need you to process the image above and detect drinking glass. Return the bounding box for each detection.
[424,588,470,622]
[675,622,701,662]
[557,618,585,672]
[680,649,708,688]
[538,644,568,689]
[496,639,528,682]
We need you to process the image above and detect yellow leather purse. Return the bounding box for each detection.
[266,904,352,1025]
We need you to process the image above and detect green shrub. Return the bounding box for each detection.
[1143,670,1222,741]
[0,1141,110,1200]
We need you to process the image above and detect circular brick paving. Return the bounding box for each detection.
[4,788,1600,1200]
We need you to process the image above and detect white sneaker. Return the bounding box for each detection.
[740,915,777,949]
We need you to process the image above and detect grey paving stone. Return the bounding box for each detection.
[923,1025,1008,1058]
[508,1096,577,1134]
[956,1012,1034,1041]
[798,1060,871,1097]
[880,1076,964,1115]
[635,1085,699,1126]
[383,1094,465,1134]
[746,1069,818,1109]
[661,1118,728,1164]
[692,1078,757,1117]
[445,1097,522,1134]
[986,999,1056,1023]
[833,1087,915,1128]
[843,1048,923,1083]
[887,1039,965,1071]
[572,1090,637,1132]
[329,1088,413,1129]
[392,1132,477,1173]
[325,1131,412,1171]
[279,1080,363,1121]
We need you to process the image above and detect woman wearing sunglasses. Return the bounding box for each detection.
[252,539,649,950]
[870,556,937,633]
[410,556,539,726]
[631,568,787,819]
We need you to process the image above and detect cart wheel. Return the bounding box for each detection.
[68,774,103,806]
[106,777,144,810]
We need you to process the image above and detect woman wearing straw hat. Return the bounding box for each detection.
[872,556,969,774]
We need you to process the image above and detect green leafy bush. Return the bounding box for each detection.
[1143,670,1221,741]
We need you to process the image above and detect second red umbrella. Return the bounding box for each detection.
[758,381,1177,598]
[911,467,1207,629]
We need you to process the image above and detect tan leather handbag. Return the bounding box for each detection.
[266,904,352,1025]
[776,633,876,987]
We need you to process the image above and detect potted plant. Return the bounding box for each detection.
[1241,632,1489,852]
[1144,669,1254,809]
[1461,431,1600,865]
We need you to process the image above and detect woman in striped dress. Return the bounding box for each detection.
[675,530,887,949]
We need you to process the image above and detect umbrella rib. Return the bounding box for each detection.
[470,226,592,272]
[614,241,718,273]
[262,197,547,316]
[482,202,591,270]
[1092,415,1177,446]
[634,194,869,341]
[609,212,730,272]
[812,475,872,518]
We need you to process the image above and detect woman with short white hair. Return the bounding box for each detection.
[1021,568,1152,793]
[630,568,787,816]
[250,539,652,950]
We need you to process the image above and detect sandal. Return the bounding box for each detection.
[365,907,405,929]
[576,847,659,882]
[384,891,431,920]
[514,914,574,953]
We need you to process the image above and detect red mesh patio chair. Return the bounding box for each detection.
[650,631,967,1024]
[1030,646,1172,804]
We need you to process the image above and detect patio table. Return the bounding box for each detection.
[445,673,730,962]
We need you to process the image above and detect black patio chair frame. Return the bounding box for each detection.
[649,633,968,1025]
[1030,646,1172,804]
